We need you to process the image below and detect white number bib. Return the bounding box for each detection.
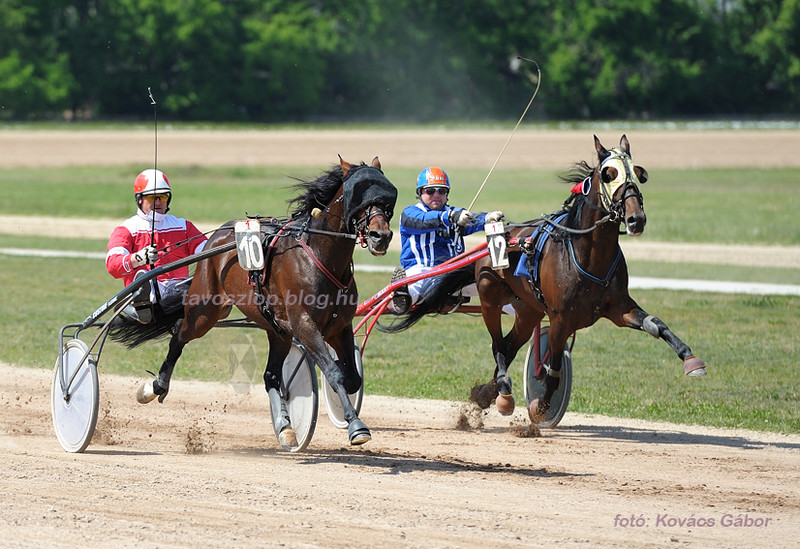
[485,221,509,270]
[234,220,265,271]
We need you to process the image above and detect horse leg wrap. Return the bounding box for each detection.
[642,315,661,338]
[153,374,170,394]
[496,373,513,394]
[153,380,169,404]
[544,371,562,396]
[544,364,561,378]
[267,388,291,434]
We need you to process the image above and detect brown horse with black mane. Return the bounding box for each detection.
[385,135,706,422]
[111,156,397,447]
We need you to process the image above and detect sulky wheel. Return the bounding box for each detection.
[523,325,573,429]
[271,341,318,452]
[51,339,99,453]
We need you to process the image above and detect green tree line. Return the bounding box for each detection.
[2,0,798,122]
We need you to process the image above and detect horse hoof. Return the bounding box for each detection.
[528,399,548,424]
[348,419,371,445]
[683,356,707,376]
[278,428,298,448]
[496,393,515,416]
[136,381,157,404]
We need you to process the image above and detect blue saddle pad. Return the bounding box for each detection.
[513,251,531,278]
[514,213,568,281]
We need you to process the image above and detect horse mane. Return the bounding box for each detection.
[287,162,370,219]
[556,160,594,229]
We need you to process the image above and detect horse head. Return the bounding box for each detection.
[593,134,648,236]
[340,156,397,255]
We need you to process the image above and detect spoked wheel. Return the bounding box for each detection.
[320,338,364,429]
[271,341,318,452]
[523,325,572,429]
[51,339,99,453]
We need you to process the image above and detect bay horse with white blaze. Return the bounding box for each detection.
[386,135,706,422]
[111,156,397,447]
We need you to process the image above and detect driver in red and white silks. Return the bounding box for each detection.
[106,169,207,305]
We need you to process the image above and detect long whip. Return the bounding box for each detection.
[147,87,158,248]
[147,87,162,303]
[467,57,542,211]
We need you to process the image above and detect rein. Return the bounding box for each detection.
[301,206,385,241]
[299,195,384,244]
[508,209,614,236]
[247,219,353,292]
[294,205,388,289]
[280,205,387,291]
[302,225,359,240]
[567,239,623,286]
[161,214,363,255]
[154,230,214,258]
[297,238,352,291]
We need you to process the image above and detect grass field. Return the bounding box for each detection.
[4,164,799,245]
[1,163,798,433]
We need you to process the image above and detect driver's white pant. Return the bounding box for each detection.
[405,264,514,316]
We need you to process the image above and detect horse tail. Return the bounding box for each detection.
[108,306,184,348]
[379,265,476,333]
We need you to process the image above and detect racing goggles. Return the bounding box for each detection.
[142,193,170,202]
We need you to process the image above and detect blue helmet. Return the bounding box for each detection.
[416,167,450,192]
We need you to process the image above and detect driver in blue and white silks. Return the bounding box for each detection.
[393,166,503,313]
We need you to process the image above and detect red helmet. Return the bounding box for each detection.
[134,169,172,209]
[134,169,171,196]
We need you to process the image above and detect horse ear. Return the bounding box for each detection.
[620,134,631,155]
[635,165,649,184]
[372,156,382,170]
[594,134,610,161]
[338,154,353,177]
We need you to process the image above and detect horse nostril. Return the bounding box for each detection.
[627,214,647,232]
[370,230,392,242]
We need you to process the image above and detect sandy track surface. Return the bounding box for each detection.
[4,128,800,169]
[3,362,799,548]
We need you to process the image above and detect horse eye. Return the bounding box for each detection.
[636,166,649,183]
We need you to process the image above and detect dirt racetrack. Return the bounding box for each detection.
[3,363,800,549]
[5,127,800,169]
[2,128,800,548]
